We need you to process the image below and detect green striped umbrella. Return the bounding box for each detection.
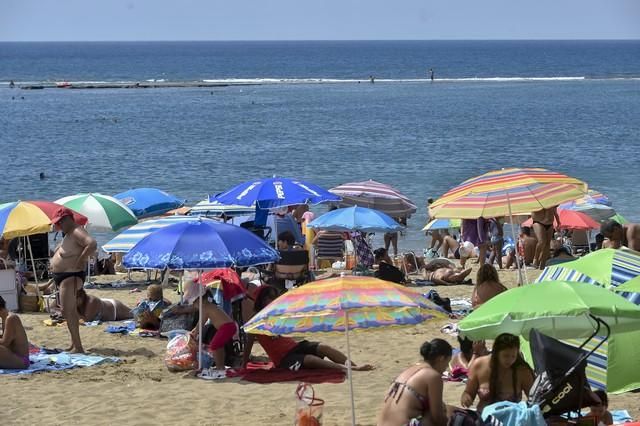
[55,193,137,232]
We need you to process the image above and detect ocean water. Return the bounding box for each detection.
[1,41,639,251]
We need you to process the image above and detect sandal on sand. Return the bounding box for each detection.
[197,368,227,381]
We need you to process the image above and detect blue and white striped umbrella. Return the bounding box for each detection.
[103,216,197,253]
[213,177,340,209]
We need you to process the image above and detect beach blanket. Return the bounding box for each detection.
[105,321,136,334]
[0,347,119,375]
[227,362,346,384]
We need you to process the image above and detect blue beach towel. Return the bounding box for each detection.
[105,321,136,334]
[0,351,119,375]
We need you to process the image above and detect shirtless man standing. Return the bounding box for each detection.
[0,295,30,369]
[50,208,96,353]
[601,220,640,251]
[531,206,560,269]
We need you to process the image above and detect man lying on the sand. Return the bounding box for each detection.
[76,289,133,322]
[0,295,30,369]
[422,259,473,286]
[243,286,373,372]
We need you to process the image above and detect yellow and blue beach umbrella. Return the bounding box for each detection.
[0,200,88,239]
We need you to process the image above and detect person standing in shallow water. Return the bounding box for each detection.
[50,208,96,353]
[429,68,434,81]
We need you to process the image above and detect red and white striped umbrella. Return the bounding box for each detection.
[330,180,417,219]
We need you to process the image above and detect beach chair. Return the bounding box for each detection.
[240,220,272,243]
[568,231,590,256]
[314,232,345,269]
[271,249,311,291]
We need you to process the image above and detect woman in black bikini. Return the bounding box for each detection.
[531,206,560,269]
[378,339,452,426]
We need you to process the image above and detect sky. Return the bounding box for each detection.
[2,0,639,41]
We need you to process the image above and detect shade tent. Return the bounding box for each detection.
[114,188,185,219]
[329,180,417,219]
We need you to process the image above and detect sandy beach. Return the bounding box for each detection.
[2,266,638,426]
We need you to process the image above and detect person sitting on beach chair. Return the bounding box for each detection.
[76,289,133,322]
[0,295,30,369]
[270,231,310,291]
[243,286,373,372]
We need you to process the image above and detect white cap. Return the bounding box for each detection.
[459,241,475,258]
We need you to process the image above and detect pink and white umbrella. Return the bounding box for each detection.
[329,180,417,219]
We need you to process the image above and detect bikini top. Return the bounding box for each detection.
[386,366,430,412]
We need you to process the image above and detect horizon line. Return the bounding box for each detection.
[1,38,639,43]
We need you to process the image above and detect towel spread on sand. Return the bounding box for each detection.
[226,362,346,384]
[0,347,119,375]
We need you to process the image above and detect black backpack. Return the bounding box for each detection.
[374,262,406,284]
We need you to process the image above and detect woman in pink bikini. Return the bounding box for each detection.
[461,333,534,414]
[0,295,30,369]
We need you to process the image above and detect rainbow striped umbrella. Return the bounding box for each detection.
[243,276,446,425]
[429,168,588,219]
[0,200,88,239]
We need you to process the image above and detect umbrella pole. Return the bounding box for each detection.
[344,310,356,426]
[26,236,40,285]
[505,193,525,286]
[198,270,203,371]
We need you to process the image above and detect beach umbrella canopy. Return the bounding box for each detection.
[537,248,640,303]
[535,248,640,393]
[422,218,461,231]
[521,209,600,231]
[114,188,185,219]
[559,189,611,209]
[123,218,279,270]
[329,179,417,219]
[103,215,197,253]
[55,193,137,232]
[428,168,588,219]
[0,200,88,239]
[244,276,447,425]
[308,206,403,233]
[213,177,340,209]
[189,198,256,218]
[610,213,629,225]
[459,280,640,341]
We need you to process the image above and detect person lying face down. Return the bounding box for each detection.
[242,285,373,372]
[76,289,133,322]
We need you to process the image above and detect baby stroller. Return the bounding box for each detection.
[527,322,606,420]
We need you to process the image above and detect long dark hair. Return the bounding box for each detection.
[420,338,452,364]
[458,336,473,361]
[489,333,532,403]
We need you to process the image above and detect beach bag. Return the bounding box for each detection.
[164,333,197,372]
[448,409,485,426]
[294,383,324,426]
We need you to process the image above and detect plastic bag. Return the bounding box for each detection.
[294,383,323,426]
[164,333,197,372]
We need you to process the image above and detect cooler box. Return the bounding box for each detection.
[0,260,18,311]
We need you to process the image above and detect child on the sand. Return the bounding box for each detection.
[132,284,171,330]
[184,280,237,377]
[588,389,613,425]
[243,285,373,372]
